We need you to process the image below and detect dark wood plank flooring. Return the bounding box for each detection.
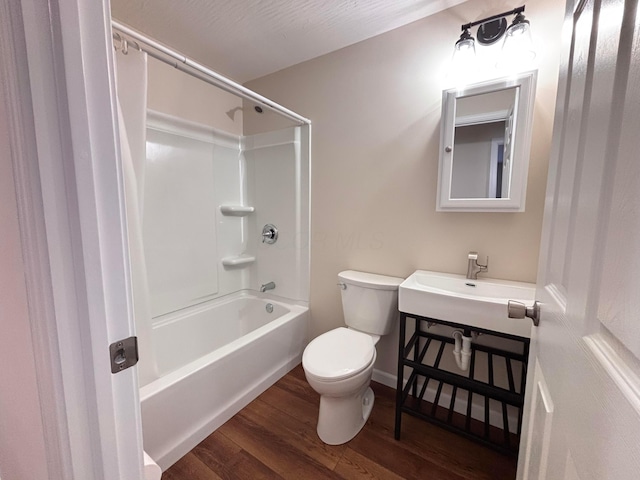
[163,365,517,480]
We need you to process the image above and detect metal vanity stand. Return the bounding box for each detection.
[394,312,530,456]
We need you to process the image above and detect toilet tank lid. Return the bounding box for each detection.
[338,270,404,290]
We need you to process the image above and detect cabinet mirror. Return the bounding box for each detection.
[437,71,537,212]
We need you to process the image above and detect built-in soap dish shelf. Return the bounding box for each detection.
[219,205,255,216]
[221,255,256,267]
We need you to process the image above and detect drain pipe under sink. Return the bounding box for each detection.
[452,330,473,372]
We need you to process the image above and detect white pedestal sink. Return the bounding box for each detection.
[399,270,535,338]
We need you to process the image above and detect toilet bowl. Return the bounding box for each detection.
[303,327,377,444]
[302,270,403,445]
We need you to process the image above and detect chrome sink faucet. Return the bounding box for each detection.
[260,281,276,293]
[466,252,488,280]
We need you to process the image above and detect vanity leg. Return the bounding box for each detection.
[395,312,407,440]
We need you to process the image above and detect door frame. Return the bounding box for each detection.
[2,0,143,478]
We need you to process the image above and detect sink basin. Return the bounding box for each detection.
[399,270,535,338]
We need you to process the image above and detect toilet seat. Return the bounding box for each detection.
[302,327,375,381]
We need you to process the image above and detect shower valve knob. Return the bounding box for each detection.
[261,224,278,244]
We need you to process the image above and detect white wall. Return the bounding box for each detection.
[245,0,565,379]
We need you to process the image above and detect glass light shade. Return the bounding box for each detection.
[450,35,477,80]
[452,37,476,67]
[502,21,536,63]
[455,36,476,57]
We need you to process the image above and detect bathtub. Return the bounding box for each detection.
[139,291,309,470]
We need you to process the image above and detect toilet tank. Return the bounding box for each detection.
[338,270,404,335]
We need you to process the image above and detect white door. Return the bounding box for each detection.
[517,0,640,478]
[8,0,145,478]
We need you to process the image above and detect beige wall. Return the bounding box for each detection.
[147,57,243,134]
[245,0,565,351]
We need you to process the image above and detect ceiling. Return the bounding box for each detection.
[111,0,467,83]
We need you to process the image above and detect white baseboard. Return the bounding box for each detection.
[372,368,519,434]
[372,369,399,389]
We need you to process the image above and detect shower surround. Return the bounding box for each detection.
[135,110,310,469]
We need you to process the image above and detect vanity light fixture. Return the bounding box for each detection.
[452,5,535,66]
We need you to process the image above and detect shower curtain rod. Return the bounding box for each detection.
[111,20,311,126]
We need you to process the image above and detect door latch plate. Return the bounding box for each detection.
[109,336,138,374]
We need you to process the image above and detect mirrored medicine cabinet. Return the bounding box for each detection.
[436,71,537,212]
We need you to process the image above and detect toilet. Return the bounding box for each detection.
[302,270,404,445]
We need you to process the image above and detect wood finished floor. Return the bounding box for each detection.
[163,365,517,480]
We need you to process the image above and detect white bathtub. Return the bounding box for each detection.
[139,291,308,470]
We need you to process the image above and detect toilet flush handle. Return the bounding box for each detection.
[337,282,347,290]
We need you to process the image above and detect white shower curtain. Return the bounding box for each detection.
[114,45,158,386]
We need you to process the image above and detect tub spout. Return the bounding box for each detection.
[260,281,276,293]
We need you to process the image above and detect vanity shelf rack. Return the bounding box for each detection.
[394,312,529,456]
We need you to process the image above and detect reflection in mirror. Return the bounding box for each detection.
[437,71,536,212]
[451,87,517,199]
